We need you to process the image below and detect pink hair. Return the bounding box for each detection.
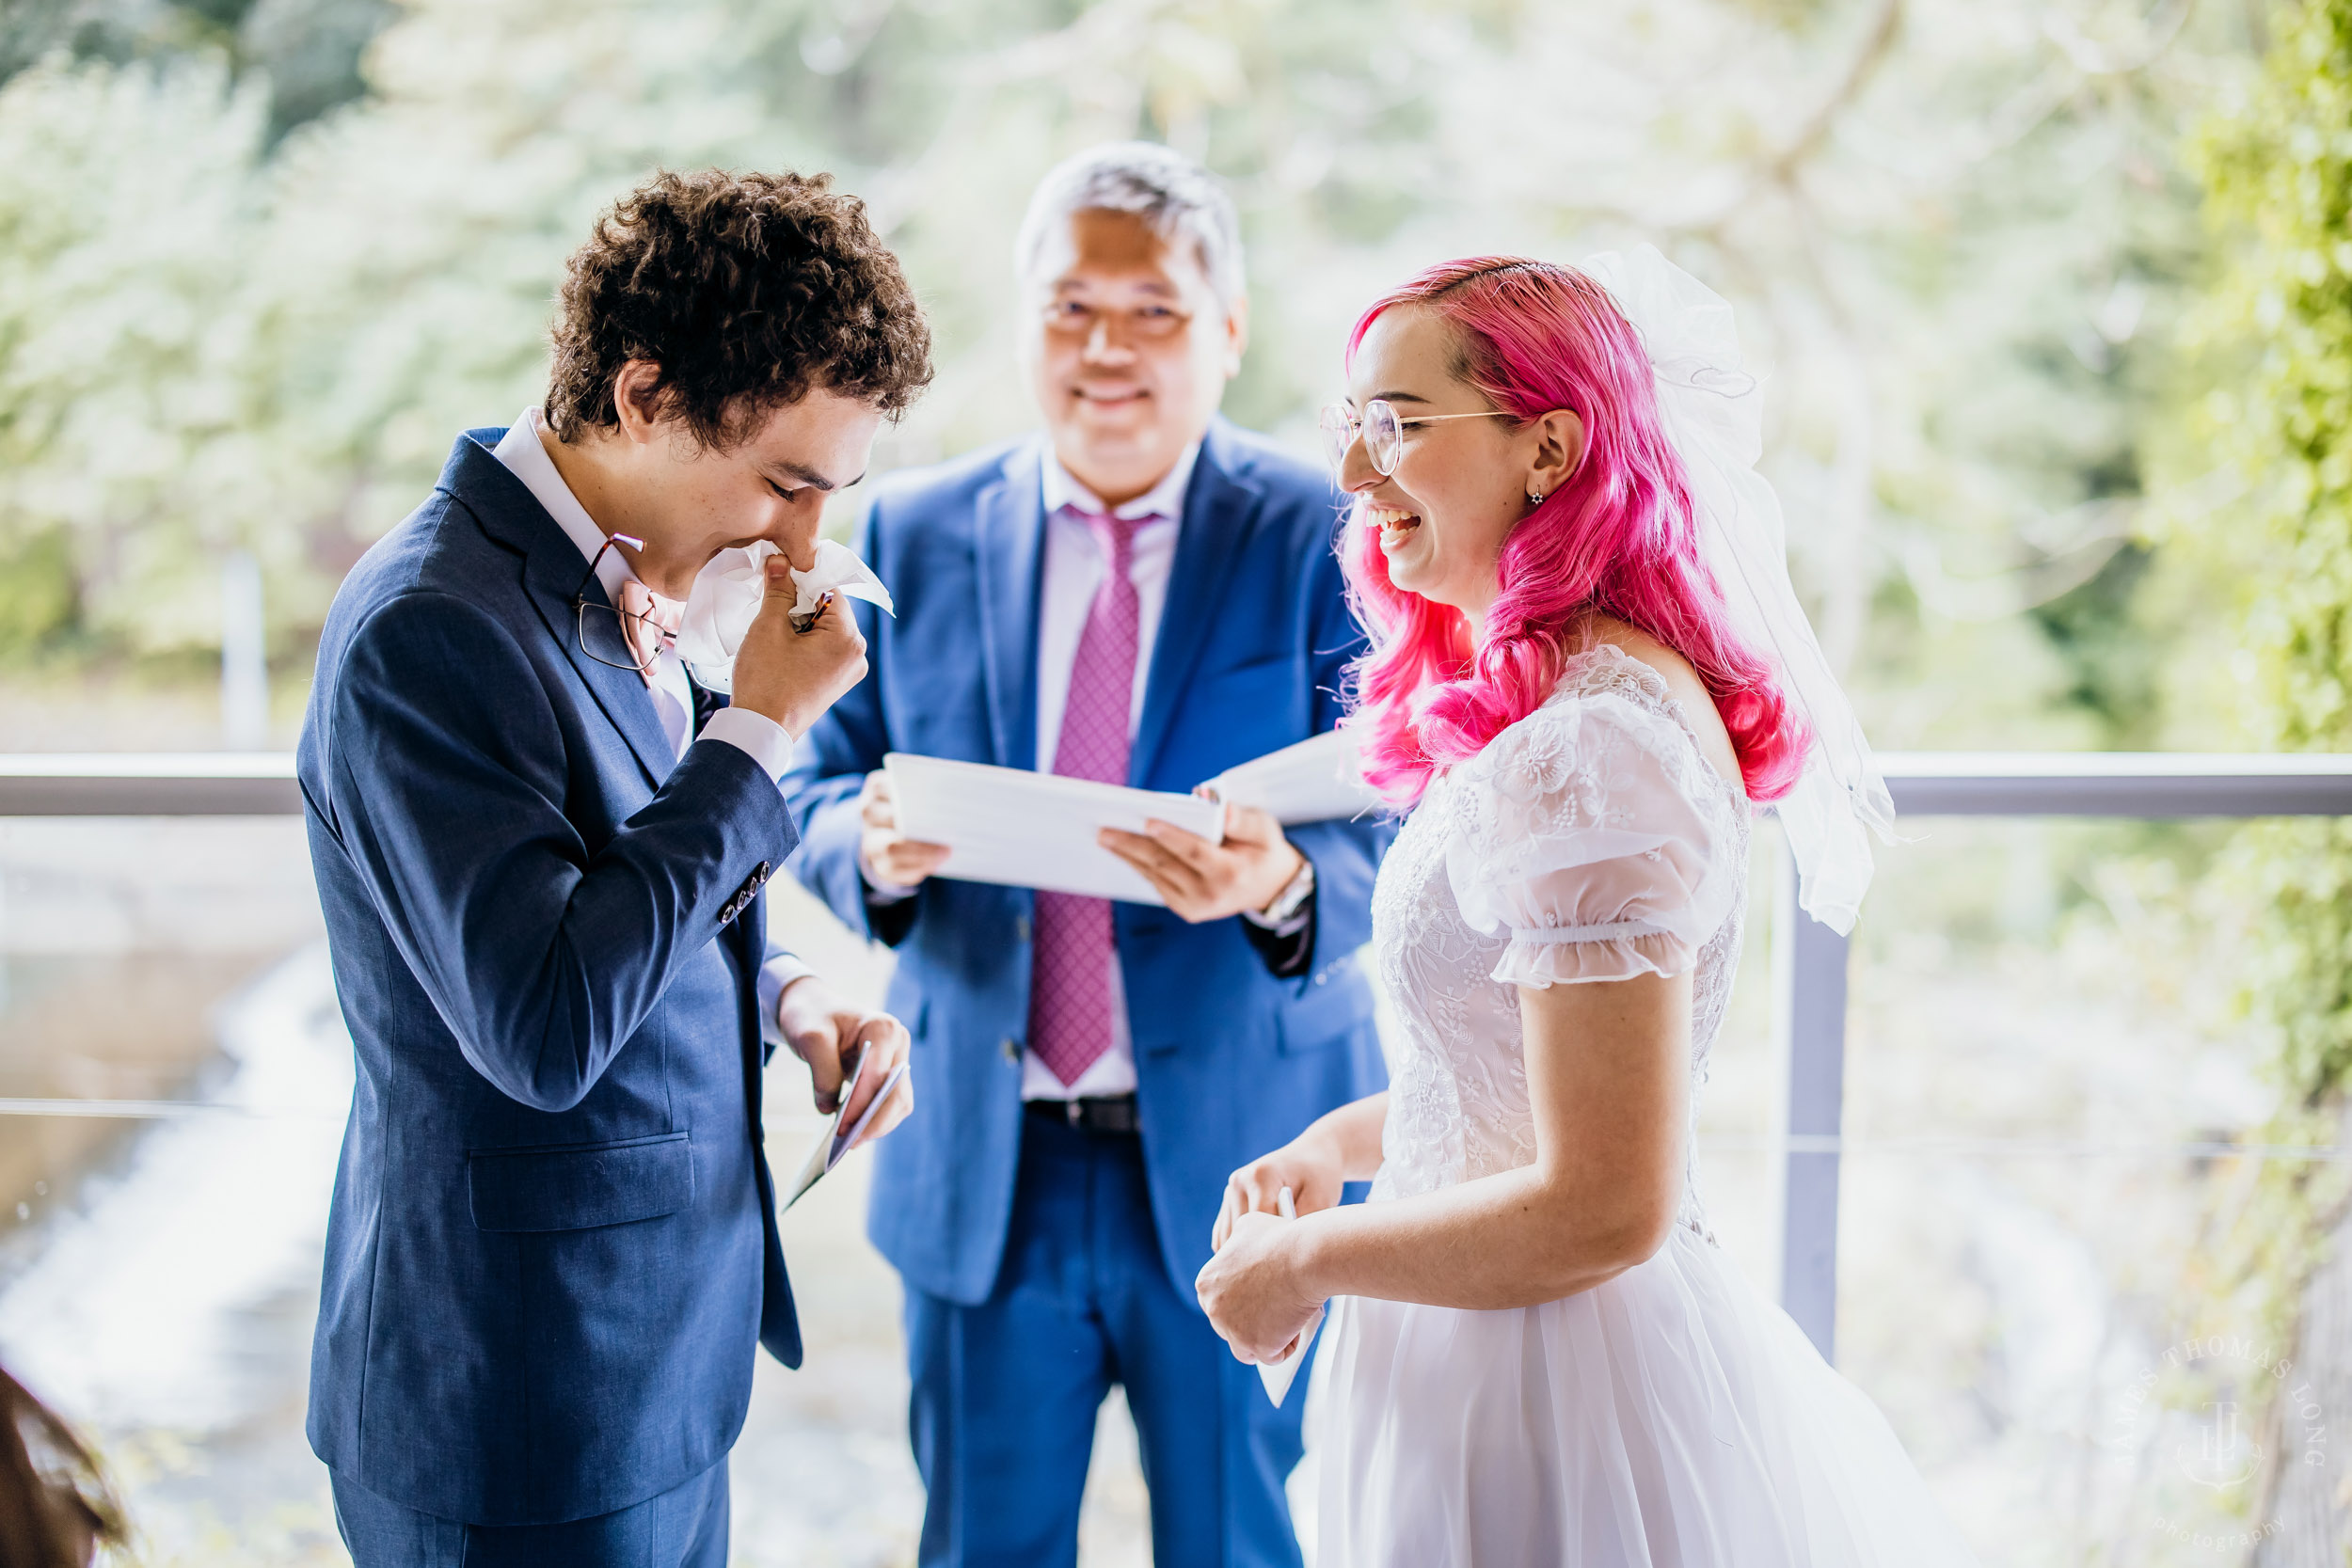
[1340,256,1808,806]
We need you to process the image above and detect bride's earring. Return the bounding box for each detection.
[1526,488,1545,506]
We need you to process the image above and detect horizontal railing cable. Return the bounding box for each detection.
[0,1096,835,1134]
[1704,1132,2350,1162]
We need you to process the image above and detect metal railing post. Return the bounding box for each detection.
[1775,835,1850,1364]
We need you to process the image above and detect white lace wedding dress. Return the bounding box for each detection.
[1306,646,1979,1566]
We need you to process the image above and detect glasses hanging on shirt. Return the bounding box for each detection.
[569,535,667,675]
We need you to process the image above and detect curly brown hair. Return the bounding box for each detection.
[545,168,932,449]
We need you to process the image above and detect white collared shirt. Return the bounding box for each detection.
[489,409,793,780]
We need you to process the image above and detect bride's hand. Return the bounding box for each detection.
[1212,1130,1345,1252]
[1194,1211,1325,1365]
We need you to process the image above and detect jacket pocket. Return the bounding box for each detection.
[1275,966,1376,1055]
[468,1131,694,1233]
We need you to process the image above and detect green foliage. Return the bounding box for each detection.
[1,0,389,141]
[0,0,2237,758]
[2163,1,2352,1485]
[2187,0,2352,1101]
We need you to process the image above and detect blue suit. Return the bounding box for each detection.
[784,420,1392,1566]
[297,430,801,1557]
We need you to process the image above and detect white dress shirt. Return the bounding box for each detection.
[491,409,810,1040]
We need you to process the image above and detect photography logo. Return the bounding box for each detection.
[2176,1397,2261,1492]
[2106,1335,2328,1552]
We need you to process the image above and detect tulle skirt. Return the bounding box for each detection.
[1305,1221,1980,1567]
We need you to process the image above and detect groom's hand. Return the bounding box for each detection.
[1099,804,1303,924]
[732,557,867,738]
[776,974,913,1146]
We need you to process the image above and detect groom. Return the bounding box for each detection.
[785,144,1392,1565]
[297,169,931,1566]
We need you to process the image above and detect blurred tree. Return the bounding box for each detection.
[0,54,276,657]
[0,0,390,141]
[2169,0,2352,1554]
[0,0,2231,755]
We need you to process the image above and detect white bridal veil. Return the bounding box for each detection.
[1578,245,1897,933]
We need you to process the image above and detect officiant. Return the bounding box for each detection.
[782,143,1391,1568]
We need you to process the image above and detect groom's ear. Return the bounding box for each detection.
[610,359,673,447]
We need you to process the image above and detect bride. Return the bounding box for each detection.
[1193,247,1979,1566]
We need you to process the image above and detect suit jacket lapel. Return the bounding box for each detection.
[450,434,675,790]
[974,446,1046,770]
[1131,427,1261,786]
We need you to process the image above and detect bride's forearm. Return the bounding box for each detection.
[1290,1161,1673,1311]
[1279,974,1688,1310]
[1299,1092,1388,1182]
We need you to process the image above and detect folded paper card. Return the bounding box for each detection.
[675,538,894,693]
[785,1049,911,1211]
[883,752,1226,906]
[1198,728,1384,826]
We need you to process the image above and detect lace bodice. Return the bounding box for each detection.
[1366,645,1751,1240]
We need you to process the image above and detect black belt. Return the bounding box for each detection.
[1025,1093,1140,1135]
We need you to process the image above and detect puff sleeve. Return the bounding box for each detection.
[1444,692,1740,988]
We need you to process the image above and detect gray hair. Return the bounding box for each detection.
[1013,142,1246,307]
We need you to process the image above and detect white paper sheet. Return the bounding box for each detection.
[883,752,1226,906]
[1198,728,1384,826]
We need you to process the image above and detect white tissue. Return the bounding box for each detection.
[674,538,893,691]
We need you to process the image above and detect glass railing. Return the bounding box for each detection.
[4,752,2346,1566]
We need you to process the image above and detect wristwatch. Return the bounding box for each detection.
[1252,857,1317,927]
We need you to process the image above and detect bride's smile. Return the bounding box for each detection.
[1330,302,1584,632]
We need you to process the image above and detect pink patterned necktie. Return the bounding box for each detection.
[1028,507,1147,1087]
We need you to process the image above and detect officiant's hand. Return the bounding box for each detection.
[733,559,867,738]
[858,769,952,889]
[1099,804,1303,924]
[776,974,913,1144]
[1196,1212,1325,1366]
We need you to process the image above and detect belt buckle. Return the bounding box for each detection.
[1066,1099,1083,1128]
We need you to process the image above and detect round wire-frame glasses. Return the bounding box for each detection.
[1318,399,1517,479]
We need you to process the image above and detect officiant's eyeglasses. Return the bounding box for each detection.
[1319,400,1516,479]
[570,536,662,676]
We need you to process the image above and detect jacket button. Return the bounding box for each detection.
[1001,1037,1021,1063]
[1314,972,1328,986]
[1015,915,1031,942]
[754,861,771,885]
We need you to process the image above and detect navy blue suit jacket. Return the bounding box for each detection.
[297,431,802,1528]
[785,420,1393,1306]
